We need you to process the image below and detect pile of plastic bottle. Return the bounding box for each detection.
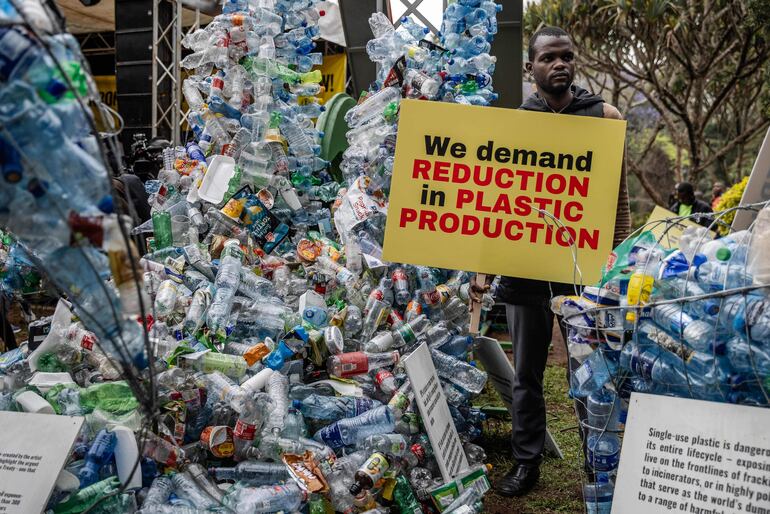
[0,0,508,512]
[552,206,770,513]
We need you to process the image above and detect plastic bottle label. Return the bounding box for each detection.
[374,370,392,387]
[360,452,389,482]
[422,289,441,306]
[352,397,376,415]
[587,445,620,471]
[388,392,410,412]
[316,423,344,448]
[234,420,257,440]
[397,325,417,346]
[575,361,593,386]
[337,352,369,377]
[629,349,656,380]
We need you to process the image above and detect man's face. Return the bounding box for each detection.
[527,35,576,95]
[676,190,694,205]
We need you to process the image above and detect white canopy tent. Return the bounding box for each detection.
[54,0,345,45]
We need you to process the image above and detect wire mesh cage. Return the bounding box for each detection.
[551,202,770,513]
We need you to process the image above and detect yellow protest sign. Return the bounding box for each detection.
[645,205,716,249]
[382,100,627,284]
[93,75,117,110]
[316,53,346,104]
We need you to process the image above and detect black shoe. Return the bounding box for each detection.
[495,463,540,497]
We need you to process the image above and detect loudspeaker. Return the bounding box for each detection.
[338,0,379,97]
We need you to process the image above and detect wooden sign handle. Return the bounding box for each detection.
[469,273,486,336]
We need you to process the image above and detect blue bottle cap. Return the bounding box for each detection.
[292,399,302,410]
[98,195,114,214]
[45,79,68,100]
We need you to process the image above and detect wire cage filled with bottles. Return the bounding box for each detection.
[552,202,770,513]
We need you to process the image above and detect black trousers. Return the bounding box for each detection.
[0,293,16,351]
[505,302,572,465]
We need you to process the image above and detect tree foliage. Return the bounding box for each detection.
[525,0,770,205]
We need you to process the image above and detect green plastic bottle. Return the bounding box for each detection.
[393,475,424,514]
[53,476,121,514]
[242,56,322,84]
[152,211,173,249]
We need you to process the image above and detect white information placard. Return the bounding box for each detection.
[612,393,770,514]
[734,127,770,230]
[0,411,83,514]
[403,342,469,481]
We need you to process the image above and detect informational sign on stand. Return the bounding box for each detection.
[733,127,770,230]
[0,411,84,514]
[612,393,770,514]
[382,99,627,284]
[403,342,469,481]
[645,205,716,249]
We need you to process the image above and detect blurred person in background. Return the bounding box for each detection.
[711,181,725,210]
[669,181,712,227]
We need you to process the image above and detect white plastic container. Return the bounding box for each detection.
[196,155,237,205]
[15,390,55,414]
[113,426,142,490]
[748,206,770,285]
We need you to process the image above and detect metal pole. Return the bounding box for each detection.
[490,0,523,108]
[172,0,182,144]
[151,0,159,138]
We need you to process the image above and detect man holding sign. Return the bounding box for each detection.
[473,26,631,497]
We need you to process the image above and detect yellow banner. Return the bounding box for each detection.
[317,53,346,104]
[382,100,627,284]
[645,205,716,249]
[93,75,117,110]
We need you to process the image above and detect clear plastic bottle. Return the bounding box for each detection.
[293,394,382,421]
[233,395,270,459]
[652,303,726,353]
[206,239,243,334]
[430,348,488,394]
[372,368,398,396]
[154,280,179,319]
[748,205,770,284]
[195,370,245,411]
[357,433,408,459]
[327,351,400,378]
[142,476,173,507]
[170,471,220,510]
[183,285,212,334]
[570,349,618,398]
[224,482,307,513]
[583,480,614,514]
[265,371,289,434]
[209,461,289,485]
[344,87,402,128]
[313,405,396,449]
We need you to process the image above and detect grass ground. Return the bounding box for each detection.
[478,325,585,514]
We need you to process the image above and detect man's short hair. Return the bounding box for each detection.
[528,26,570,60]
[676,182,695,196]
